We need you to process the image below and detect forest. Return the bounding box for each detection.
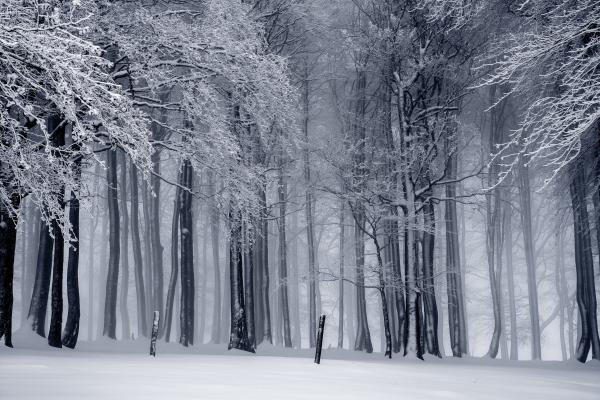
[0,2,600,396]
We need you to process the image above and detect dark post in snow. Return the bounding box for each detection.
[150,311,160,357]
[314,315,326,364]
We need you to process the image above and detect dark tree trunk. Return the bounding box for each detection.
[179,160,194,347]
[257,186,272,344]
[28,219,53,337]
[570,163,600,362]
[130,163,147,337]
[338,197,345,349]
[62,188,80,348]
[141,180,154,325]
[0,198,19,347]
[150,166,164,330]
[421,200,440,357]
[118,150,130,340]
[47,118,66,348]
[444,148,468,357]
[48,204,64,348]
[244,227,256,349]
[353,210,373,353]
[228,213,254,353]
[103,148,120,339]
[164,169,181,342]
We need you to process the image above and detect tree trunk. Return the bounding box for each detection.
[48,202,64,348]
[570,163,600,362]
[444,148,467,357]
[0,197,19,347]
[505,192,518,360]
[228,212,254,353]
[118,150,130,340]
[244,226,256,349]
[278,158,292,348]
[103,148,120,339]
[302,71,318,348]
[141,180,154,325]
[130,163,147,337]
[517,159,542,359]
[207,170,222,344]
[338,197,345,349]
[28,218,53,337]
[164,168,181,342]
[179,160,194,347]
[62,188,80,348]
[257,186,272,344]
[421,200,440,357]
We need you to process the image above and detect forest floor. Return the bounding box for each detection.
[1,334,599,399]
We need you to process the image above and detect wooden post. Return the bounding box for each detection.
[150,311,160,357]
[314,314,326,364]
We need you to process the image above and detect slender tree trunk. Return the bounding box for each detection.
[421,199,440,357]
[62,188,80,348]
[22,201,40,329]
[141,180,154,325]
[48,200,64,348]
[338,198,345,349]
[555,228,568,361]
[164,169,181,342]
[301,70,319,348]
[258,187,272,344]
[244,226,256,349]
[0,196,19,347]
[130,163,147,337]
[518,159,542,359]
[207,170,222,344]
[118,151,130,340]
[505,192,518,360]
[290,201,301,348]
[197,189,207,344]
[28,218,53,337]
[87,201,97,341]
[179,160,195,347]
[373,235,392,358]
[104,148,120,339]
[278,158,292,348]
[445,145,467,357]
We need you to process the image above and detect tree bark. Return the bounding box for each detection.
[163,168,181,342]
[570,163,600,362]
[277,158,292,348]
[103,148,120,339]
[0,197,19,347]
[118,150,130,340]
[228,212,254,353]
[517,159,542,359]
[207,170,222,344]
[444,146,467,357]
[338,197,345,349]
[130,163,147,337]
[62,188,80,348]
[28,218,53,337]
[505,192,518,360]
[421,200,440,357]
[179,160,194,347]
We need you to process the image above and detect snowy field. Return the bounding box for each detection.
[1,338,599,400]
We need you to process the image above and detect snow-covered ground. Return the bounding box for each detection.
[1,336,599,400]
